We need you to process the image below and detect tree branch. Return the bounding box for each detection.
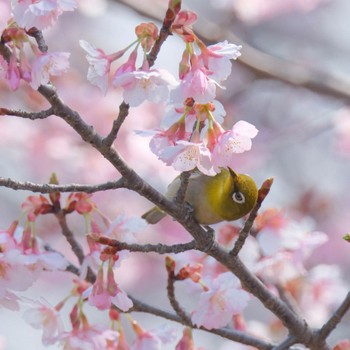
[96,235,196,254]
[0,177,126,193]
[272,335,298,350]
[318,291,350,340]
[230,178,273,256]
[0,107,53,119]
[54,209,85,265]
[166,262,192,325]
[26,27,49,53]
[130,296,274,349]
[102,101,130,148]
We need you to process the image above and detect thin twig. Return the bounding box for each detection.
[0,107,53,119]
[166,264,192,325]
[130,296,274,349]
[230,178,273,256]
[26,27,48,53]
[0,177,126,193]
[102,101,130,148]
[97,236,196,254]
[54,210,85,265]
[318,291,350,340]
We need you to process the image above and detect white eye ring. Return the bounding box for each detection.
[232,191,245,204]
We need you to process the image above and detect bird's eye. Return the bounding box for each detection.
[232,191,245,204]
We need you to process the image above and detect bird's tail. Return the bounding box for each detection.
[141,207,167,224]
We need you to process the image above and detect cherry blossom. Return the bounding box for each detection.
[80,40,112,94]
[30,51,70,89]
[80,40,129,94]
[161,139,216,176]
[298,265,348,326]
[113,67,177,107]
[23,298,64,345]
[12,0,78,30]
[21,195,52,222]
[175,328,195,350]
[191,272,250,329]
[212,120,258,170]
[59,325,120,350]
[334,339,350,350]
[171,59,219,104]
[85,261,133,312]
[0,291,20,311]
[200,41,242,82]
[131,321,176,350]
[65,192,96,215]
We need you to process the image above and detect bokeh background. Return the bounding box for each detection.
[1,0,350,348]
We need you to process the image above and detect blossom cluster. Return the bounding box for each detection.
[80,10,258,175]
[1,190,204,349]
[0,1,76,90]
[165,255,250,330]
[222,209,347,328]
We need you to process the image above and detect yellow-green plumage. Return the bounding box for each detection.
[142,168,258,225]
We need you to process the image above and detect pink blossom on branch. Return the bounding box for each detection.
[79,40,128,94]
[112,66,177,107]
[30,51,70,89]
[84,260,133,312]
[130,321,176,350]
[161,139,216,176]
[191,272,250,329]
[12,0,78,30]
[171,58,219,104]
[58,325,120,350]
[200,40,242,82]
[23,298,64,346]
[212,120,259,170]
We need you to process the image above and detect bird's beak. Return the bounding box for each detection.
[228,167,238,179]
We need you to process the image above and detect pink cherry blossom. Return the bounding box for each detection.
[334,339,350,350]
[171,62,218,104]
[191,272,250,329]
[131,322,176,350]
[30,51,70,89]
[21,194,52,222]
[0,291,20,311]
[212,120,258,170]
[113,67,176,107]
[80,40,112,94]
[0,248,41,296]
[175,328,195,350]
[254,251,305,285]
[105,214,147,243]
[161,140,216,176]
[59,325,119,350]
[65,192,96,215]
[23,298,64,345]
[12,0,78,30]
[298,265,348,326]
[256,215,328,258]
[201,41,242,82]
[85,263,133,312]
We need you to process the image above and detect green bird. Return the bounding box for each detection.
[142,167,258,225]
